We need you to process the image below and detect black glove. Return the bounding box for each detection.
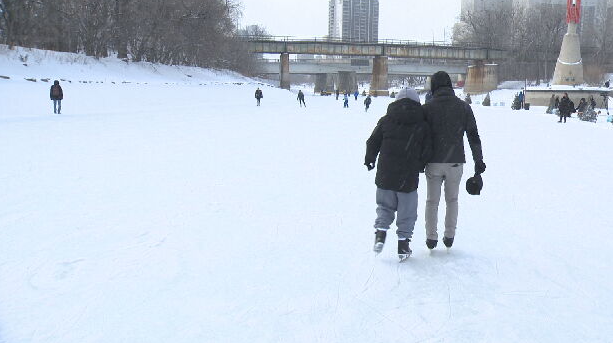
[475,160,486,175]
[364,162,375,171]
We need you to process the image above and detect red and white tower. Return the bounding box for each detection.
[553,0,584,85]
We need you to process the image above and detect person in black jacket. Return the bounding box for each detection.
[364,95,372,112]
[50,80,63,114]
[365,87,433,260]
[255,88,263,106]
[422,71,485,250]
[297,90,306,107]
[558,93,572,123]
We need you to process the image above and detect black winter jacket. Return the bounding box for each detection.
[365,98,432,193]
[559,97,572,116]
[50,84,63,100]
[422,87,483,163]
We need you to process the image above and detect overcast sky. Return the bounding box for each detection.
[239,0,462,43]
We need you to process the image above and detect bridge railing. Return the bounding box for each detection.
[238,35,503,50]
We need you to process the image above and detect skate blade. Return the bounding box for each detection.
[398,253,411,262]
[373,243,384,254]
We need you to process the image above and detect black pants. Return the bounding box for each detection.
[559,114,567,123]
[299,99,306,107]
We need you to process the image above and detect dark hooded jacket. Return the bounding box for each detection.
[50,81,63,100]
[422,71,483,163]
[559,96,572,116]
[365,98,432,193]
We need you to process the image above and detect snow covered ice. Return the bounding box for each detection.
[1,46,613,342]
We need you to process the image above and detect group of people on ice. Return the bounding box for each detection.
[546,93,600,123]
[255,86,373,111]
[365,71,486,261]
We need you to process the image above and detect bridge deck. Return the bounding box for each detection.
[247,38,506,61]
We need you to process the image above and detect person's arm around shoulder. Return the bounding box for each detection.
[365,117,385,170]
[419,121,433,172]
[465,103,486,174]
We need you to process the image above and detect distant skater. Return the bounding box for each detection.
[364,95,372,112]
[335,89,340,100]
[297,90,306,107]
[255,88,263,106]
[354,90,359,100]
[50,80,63,114]
[558,93,572,123]
[343,93,349,108]
[546,94,555,114]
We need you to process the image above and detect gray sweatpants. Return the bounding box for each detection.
[374,188,418,241]
[425,163,464,240]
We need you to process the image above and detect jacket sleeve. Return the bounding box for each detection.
[50,86,53,99]
[420,122,433,168]
[465,104,483,162]
[365,118,383,164]
[59,86,63,100]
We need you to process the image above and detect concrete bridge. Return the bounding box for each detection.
[245,37,507,95]
[257,58,468,76]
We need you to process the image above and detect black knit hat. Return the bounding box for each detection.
[466,174,483,195]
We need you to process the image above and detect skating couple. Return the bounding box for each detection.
[365,71,486,261]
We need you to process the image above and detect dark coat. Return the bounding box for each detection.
[365,98,432,193]
[297,91,304,100]
[50,83,63,100]
[255,89,263,99]
[576,100,588,113]
[422,72,483,163]
[559,97,572,116]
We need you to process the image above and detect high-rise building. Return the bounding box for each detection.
[461,0,513,16]
[328,0,379,42]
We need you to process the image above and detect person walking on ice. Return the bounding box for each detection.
[364,95,372,112]
[354,90,359,100]
[297,90,306,107]
[50,80,63,114]
[343,93,349,108]
[422,71,485,250]
[365,87,432,261]
[255,88,263,106]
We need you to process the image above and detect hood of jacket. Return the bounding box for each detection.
[386,98,424,125]
[431,71,453,94]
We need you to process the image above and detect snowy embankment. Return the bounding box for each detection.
[1,47,613,343]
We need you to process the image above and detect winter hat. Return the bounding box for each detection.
[430,71,453,93]
[466,174,483,195]
[395,87,420,103]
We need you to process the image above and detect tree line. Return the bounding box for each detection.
[454,3,613,84]
[0,0,265,75]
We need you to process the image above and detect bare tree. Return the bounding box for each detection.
[0,0,258,75]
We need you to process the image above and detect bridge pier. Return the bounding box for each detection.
[464,61,498,94]
[371,56,389,96]
[315,74,327,93]
[280,53,290,90]
[338,71,357,93]
[315,73,337,93]
[424,76,432,91]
